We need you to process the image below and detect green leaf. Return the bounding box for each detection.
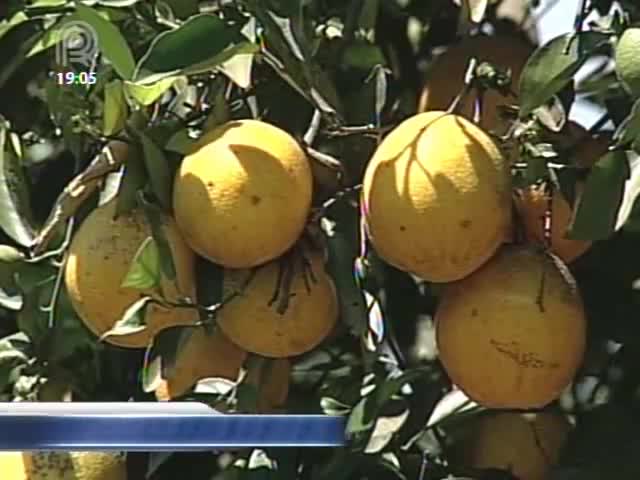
[124,76,180,106]
[100,295,152,340]
[519,31,610,118]
[0,332,32,391]
[569,150,629,240]
[0,12,29,43]
[75,4,136,79]
[135,14,253,82]
[0,119,36,248]
[103,79,127,135]
[121,236,162,290]
[613,97,640,148]
[139,132,172,210]
[96,0,141,6]
[219,53,254,89]
[137,194,177,281]
[462,0,488,23]
[0,245,24,264]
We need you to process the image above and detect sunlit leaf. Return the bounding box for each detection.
[519,31,610,117]
[121,237,161,290]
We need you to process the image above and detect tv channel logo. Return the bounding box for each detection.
[55,20,99,69]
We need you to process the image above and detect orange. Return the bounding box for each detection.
[173,119,313,268]
[418,34,533,135]
[436,245,586,409]
[65,199,197,348]
[362,111,511,282]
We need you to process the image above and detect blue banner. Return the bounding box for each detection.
[0,409,346,450]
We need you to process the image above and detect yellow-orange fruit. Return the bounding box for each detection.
[0,451,126,480]
[514,127,610,263]
[436,245,586,409]
[172,119,313,269]
[217,250,338,358]
[155,327,290,411]
[418,34,533,135]
[65,199,197,348]
[362,111,511,282]
[514,184,591,263]
[458,411,571,480]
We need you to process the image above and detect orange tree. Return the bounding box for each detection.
[2,0,640,479]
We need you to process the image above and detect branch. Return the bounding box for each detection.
[31,141,130,256]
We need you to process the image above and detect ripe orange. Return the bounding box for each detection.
[362,111,511,282]
[217,249,338,358]
[418,34,533,135]
[65,199,198,348]
[155,327,290,412]
[173,119,313,269]
[436,245,586,409]
[457,411,571,480]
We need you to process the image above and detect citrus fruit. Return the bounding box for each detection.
[173,119,313,269]
[418,34,533,134]
[65,199,198,348]
[514,183,591,264]
[362,111,511,283]
[615,28,640,97]
[435,245,586,409]
[514,127,609,263]
[217,249,338,357]
[154,326,290,411]
[457,411,571,480]
[0,451,126,480]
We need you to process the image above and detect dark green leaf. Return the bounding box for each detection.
[146,452,175,480]
[139,132,172,210]
[195,256,224,323]
[322,217,367,338]
[569,150,629,240]
[103,79,128,135]
[142,341,163,392]
[519,31,610,117]
[100,296,152,340]
[116,144,148,217]
[121,236,161,290]
[135,14,253,81]
[75,4,136,79]
[163,0,198,19]
[0,120,36,248]
[153,325,196,380]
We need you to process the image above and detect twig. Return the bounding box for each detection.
[304,145,344,174]
[303,109,322,146]
[40,219,75,329]
[574,0,589,33]
[31,141,130,256]
[325,124,394,138]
